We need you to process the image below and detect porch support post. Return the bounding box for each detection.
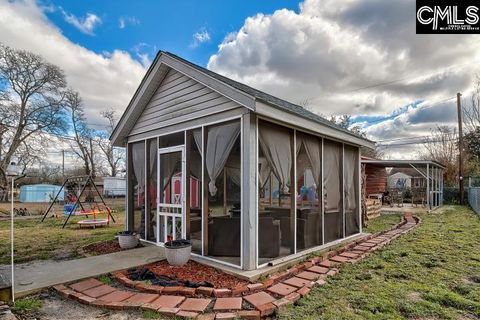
[241,112,257,270]
[426,163,430,211]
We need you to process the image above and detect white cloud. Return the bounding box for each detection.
[119,16,139,29]
[0,0,147,122]
[190,28,211,48]
[60,8,102,35]
[207,0,480,157]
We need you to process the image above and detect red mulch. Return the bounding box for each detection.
[83,239,143,256]
[147,260,248,289]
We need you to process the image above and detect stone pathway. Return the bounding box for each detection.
[54,214,419,319]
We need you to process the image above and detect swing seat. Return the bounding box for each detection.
[78,219,109,228]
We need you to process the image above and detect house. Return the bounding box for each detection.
[110,51,374,271]
[103,177,127,197]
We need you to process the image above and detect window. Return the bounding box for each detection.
[258,120,294,265]
[204,120,241,266]
[323,139,344,242]
[344,145,359,236]
[296,132,323,250]
[128,141,145,238]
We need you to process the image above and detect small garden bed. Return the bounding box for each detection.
[125,260,248,289]
[82,238,143,256]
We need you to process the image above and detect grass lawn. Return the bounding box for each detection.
[363,213,403,234]
[279,206,480,319]
[0,212,125,265]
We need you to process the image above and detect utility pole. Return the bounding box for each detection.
[457,92,464,205]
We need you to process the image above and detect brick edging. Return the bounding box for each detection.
[55,213,420,319]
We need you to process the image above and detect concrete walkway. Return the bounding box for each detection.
[0,246,165,297]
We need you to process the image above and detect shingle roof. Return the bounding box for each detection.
[163,51,371,143]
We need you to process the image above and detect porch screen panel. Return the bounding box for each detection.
[344,145,359,236]
[146,139,157,242]
[129,141,145,238]
[188,128,202,254]
[296,132,323,251]
[257,120,294,265]
[323,139,343,242]
[205,120,241,266]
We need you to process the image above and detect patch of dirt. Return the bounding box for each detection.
[22,291,142,320]
[406,291,422,302]
[82,239,143,256]
[135,260,249,289]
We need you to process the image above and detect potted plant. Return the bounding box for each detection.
[164,239,191,266]
[117,231,139,249]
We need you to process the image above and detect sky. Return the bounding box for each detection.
[1,0,480,161]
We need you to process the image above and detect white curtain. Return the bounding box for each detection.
[301,134,321,187]
[193,129,202,154]
[258,157,271,189]
[131,143,145,206]
[259,124,292,193]
[205,122,241,196]
[343,146,357,211]
[323,140,341,211]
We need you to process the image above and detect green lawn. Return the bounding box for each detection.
[0,212,124,265]
[279,206,480,319]
[364,213,403,234]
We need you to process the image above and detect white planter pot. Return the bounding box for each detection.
[117,232,139,249]
[165,240,191,266]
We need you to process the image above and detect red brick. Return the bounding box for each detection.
[97,290,135,302]
[176,310,199,318]
[308,266,329,274]
[296,271,321,281]
[286,267,299,276]
[158,307,180,316]
[267,283,297,296]
[180,287,197,296]
[91,300,125,310]
[361,242,377,248]
[353,245,370,252]
[162,286,183,295]
[82,285,116,298]
[318,260,333,268]
[213,289,231,297]
[273,297,291,308]
[247,283,263,291]
[70,291,97,304]
[123,293,159,306]
[215,312,236,319]
[257,302,276,317]
[196,286,215,296]
[179,298,212,312]
[236,310,261,319]
[285,292,301,303]
[283,277,313,288]
[150,295,186,308]
[301,261,313,269]
[297,286,311,297]
[326,269,338,277]
[243,291,275,308]
[262,278,274,288]
[330,255,350,263]
[213,297,243,311]
[341,251,360,259]
[69,278,103,292]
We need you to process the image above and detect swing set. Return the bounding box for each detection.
[41,175,116,228]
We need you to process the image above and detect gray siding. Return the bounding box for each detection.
[130,69,242,136]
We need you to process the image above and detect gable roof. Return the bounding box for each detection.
[111,51,373,147]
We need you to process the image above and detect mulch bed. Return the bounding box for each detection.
[82,239,143,256]
[141,260,248,289]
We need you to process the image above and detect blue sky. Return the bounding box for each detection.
[2,0,477,159]
[43,0,300,66]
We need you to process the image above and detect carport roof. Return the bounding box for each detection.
[361,159,446,169]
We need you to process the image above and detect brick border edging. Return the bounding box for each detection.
[55,213,420,319]
[0,300,17,320]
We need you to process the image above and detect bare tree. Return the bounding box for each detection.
[96,110,124,176]
[463,74,480,133]
[0,44,67,191]
[65,90,96,178]
[420,125,458,186]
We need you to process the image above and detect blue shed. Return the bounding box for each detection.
[19,184,64,202]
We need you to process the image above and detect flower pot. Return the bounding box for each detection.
[117,231,139,249]
[164,240,191,266]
